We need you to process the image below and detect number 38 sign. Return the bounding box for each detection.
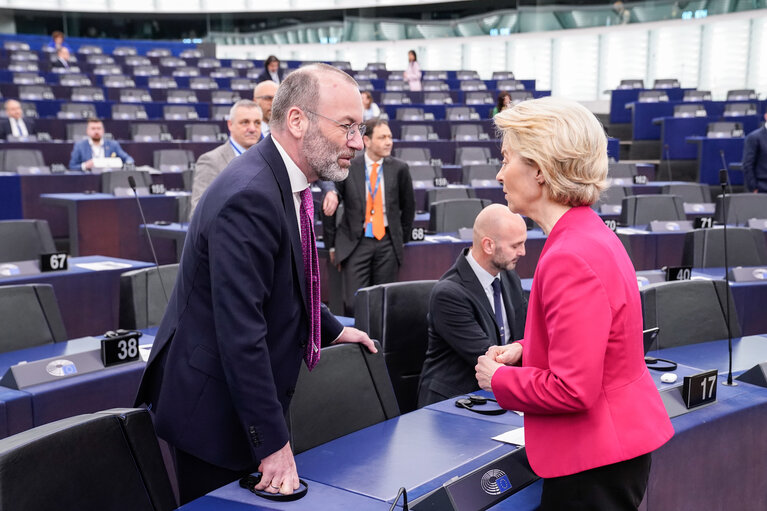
[100,331,142,367]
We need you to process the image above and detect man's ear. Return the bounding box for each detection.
[285,106,305,139]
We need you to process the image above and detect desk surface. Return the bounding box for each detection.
[0,255,154,338]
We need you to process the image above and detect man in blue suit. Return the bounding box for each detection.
[743,112,767,193]
[68,118,134,170]
[135,64,376,505]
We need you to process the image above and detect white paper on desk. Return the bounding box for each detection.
[425,235,462,243]
[493,427,525,446]
[139,344,153,362]
[616,227,650,235]
[76,261,133,271]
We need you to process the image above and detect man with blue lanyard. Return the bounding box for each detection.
[190,99,263,216]
[324,118,416,315]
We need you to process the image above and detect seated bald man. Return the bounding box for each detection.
[417,204,528,407]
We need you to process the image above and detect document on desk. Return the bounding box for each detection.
[76,261,133,271]
[425,235,462,243]
[492,427,525,446]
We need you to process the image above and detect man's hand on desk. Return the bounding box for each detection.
[255,441,300,495]
[332,326,378,353]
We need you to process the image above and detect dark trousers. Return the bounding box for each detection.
[540,453,652,511]
[174,448,253,505]
[341,232,399,315]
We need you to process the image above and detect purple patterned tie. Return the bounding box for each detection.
[299,188,321,370]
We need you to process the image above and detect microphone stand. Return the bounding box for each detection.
[719,169,736,387]
[128,175,170,304]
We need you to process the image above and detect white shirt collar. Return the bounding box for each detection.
[466,249,498,291]
[89,138,104,148]
[364,152,383,169]
[272,136,309,194]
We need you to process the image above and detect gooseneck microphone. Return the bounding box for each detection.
[663,144,673,181]
[719,150,731,194]
[128,175,170,304]
[719,168,736,387]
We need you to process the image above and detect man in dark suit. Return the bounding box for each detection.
[51,46,72,70]
[0,100,36,140]
[256,55,285,84]
[743,112,767,193]
[417,204,528,407]
[68,118,134,170]
[324,118,416,315]
[190,99,263,216]
[135,64,376,504]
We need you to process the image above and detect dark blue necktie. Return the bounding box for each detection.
[491,278,505,345]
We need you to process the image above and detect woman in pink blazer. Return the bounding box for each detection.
[403,50,422,92]
[476,96,673,510]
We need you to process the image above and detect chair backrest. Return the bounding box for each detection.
[638,90,668,103]
[497,79,525,91]
[723,102,757,117]
[65,122,89,141]
[465,91,493,105]
[426,187,475,209]
[460,80,487,91]
[0,149,45,172]
[446,107,475,120]
[353,280,437,413]
[0,408,175,511]
[455,146,490,165]
[456,70,479,80]
[662,183,711,204]
[164,105,198,121]
[381,92,407,104]
[101,170,153,196]
[674,103,705,118]
[714,193,767,225]
[452,124,483,141]
[401,125,431,141]
[429,198,490,232]
[131,123,166,142]
[727,89,756,100]
[395,147,431,165]
[618,79,643,89]
[0,219,56,262]
[594,185,627,210]
[153,149,194,172]
[0,283,67,352]
[707,121,743,138]
[619,195,685,226]
[395,108,424,121]
[185,123,220,141]
[71,86,105,101]
[463,163,500,186]
[112,103,148,120]
[683,90,711,101]
[682,227,767,268]
[287,341,399,454]
[607,162,638,179]
[119,265,179,329]
[654,78,680,88]
[409,164,440,186]
[640,279,740,350]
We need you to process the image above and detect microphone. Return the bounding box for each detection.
[128,175,170,304]
[663,144,673,181]
[719,150,731,193]
[389,487,408,511]
[719,168,736,387]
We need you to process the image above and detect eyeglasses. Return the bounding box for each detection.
[305,110,366,141]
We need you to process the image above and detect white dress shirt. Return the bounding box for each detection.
[465,250,510,344]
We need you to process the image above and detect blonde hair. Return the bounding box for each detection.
[494,96,608,207]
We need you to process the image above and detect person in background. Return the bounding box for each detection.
[476,96,673,510]
[491,91,511,117]
[742,112,767,193]
[51,47,73,70]
[362,91,381,121]
[68,118,134,171]
[254,80,278,138]
[323,118,416,315]
[45,30,71,52]
[403,50,422,92]
[418,205,528,407]
[256,55,285,85]
[0,100,36,140]
[190,100,263,215]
